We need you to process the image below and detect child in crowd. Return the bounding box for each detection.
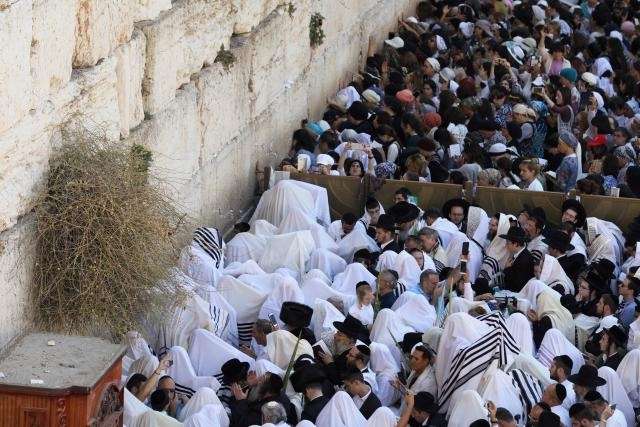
[349,281,375,327]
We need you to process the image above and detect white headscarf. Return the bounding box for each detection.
[178,387,226,422]
[506,312,535,356]
[250,180,316,228]
[447,390,489,425]
[537,329,584,374]
[184,403,229,427]
[133,410,183,427]
[310,298,345,341]
[260,231,316,275]
[225,232,267,265]
[365,407,397,427]
[393,250,422,287]
[332,262,376,294]
[391,292,436,332]
[266,330,314,370]
[316,390,367,427]
[336,86,362,109]
[258,274,304,326]
[616,349,640,407]
[539,254,574,294]
[188,328,254,378]
[597,366,635,426]
[307,248,347,280]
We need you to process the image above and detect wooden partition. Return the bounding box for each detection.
[291,173,365,221]
[579,194,640,230]
[372,180,464,212]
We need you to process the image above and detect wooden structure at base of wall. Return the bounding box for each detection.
[0,334,126,427]
[290,173,640,232]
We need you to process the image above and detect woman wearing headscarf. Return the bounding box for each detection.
[555,131,580,192]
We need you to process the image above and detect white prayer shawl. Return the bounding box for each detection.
[616,349,640,407]
[129,354,159,380]
[444,296,490,316]
[370,309,414,368]
[506,312,535,356]
[422,328,443,354]
[133,410,183,427]
[168,345,221,398]
[266,330,314,370]
[436,312,492,389]
[444,231,482,283]
[567,232,587,258]
[300,277,355,311]
[188,328,255,380]
[518,279,561,311]
[332,262,376,294]
[191,282,238,346]
[596,366,635,426]
[393,250,422,288]
[506,353,554,389]
[587,217,624,265]
[478,366,526,425]
[307,248,347,280]
[348,302,374,327]
[539,254,574,294]
[181,243,225,288]
[260,231,315,275]
[360,202,385,229]
[406,365,437,397]
[328,219,344,242]
[466,207,490,244]
[509,368,544,421]
[238,273,280,294]
[225,233,266,265]
[430,217,460,248]
[316,391,367,427]
[124,388,150,427]
[277,208,337,252]
[588,234,618,266]
[217,275,268,344]
[336,227,379,263]
[365,407,397,427]
[258,275,304,327]
[192,227,225,271]
[254,358,285,378]
[369,342,402,407]
[303,268,332,286]
[527,234,548,265]
[285,179,331,227]
[125,331,153,363]
[160,289,216,351]
[311,299,345,341]
[447,390,489,425]
[391,292,436,332]
[537,329,584,374]
[223,260,267,277]
[253,219,278,239]
[479,214,517,284]
[251,180,316,228]
[536,290,575,341]
[375,250,398,272]
[184,404,229,427]
[178,387,226,422]
[296,422,315,427]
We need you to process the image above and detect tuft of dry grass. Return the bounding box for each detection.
[33,129,189,340]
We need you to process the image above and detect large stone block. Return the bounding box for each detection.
[0,0,32,134]
[131,0,172,22]
[0,217,36,350]
[115,29,146,138]
[127,83,202,217]
[30,0,78,108]
[231,0,283,34]
[139,0,234,115]
[73,0,133,67]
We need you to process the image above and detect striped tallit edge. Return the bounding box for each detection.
[510,369,543,423]
[237,322,254,344]
[394,282,407,298]
[176,382,196,399]
[193,227,223,268]
[477,312,521,355]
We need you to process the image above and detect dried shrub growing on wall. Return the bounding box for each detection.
[309,13,325,47]
[33,130,189,340]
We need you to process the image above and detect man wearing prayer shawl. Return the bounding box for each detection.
[319,315,368,385]
[543,228,583,284]
[290,365,331,423]
[524,207,549,265]
[500,226,535,293]
[397,391,446,427]
[229,372,297,426]
[417,226,448,274]
[375,214,402,254]
[389,201,426,244]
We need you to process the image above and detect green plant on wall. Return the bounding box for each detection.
[309,13,325,47]
[286,2,296,18]
[214,44,236,71]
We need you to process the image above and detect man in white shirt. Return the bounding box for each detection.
[397,344,437,409]
[549,355,576,410]
[542,383,571,426]
[584,390,627,427]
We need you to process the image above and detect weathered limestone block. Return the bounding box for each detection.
[0,217,36,350]
[130,0,172,22]
[139,0,234,115]
[73,0,133,67]
[115,29,146,138]
[0,0,32,134]
[231,0,283,34]
[30,0,79,108]
[127,83,202,217]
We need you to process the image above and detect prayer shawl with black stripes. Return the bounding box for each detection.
[438,312,520,411]
[193,227,224,269]
[509,368,543,423]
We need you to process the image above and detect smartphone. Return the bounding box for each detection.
[268,313,278,329]
[462,241,469,256]
[297,156,307,172]
[348,142,366,151]
[460,260,467,273]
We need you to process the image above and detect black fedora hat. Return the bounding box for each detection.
[389,201,420,224]
[221,358,250,383]
[398,332,424,354]
[605,325,628,347]
[414,391,439,413]
[581,270,608,294]
[543,229,574,252]
[333,314,368,341]
[442,198,469,220]
[567,365,606,387]
[376,214,396,232]
[499,226,529,244]
[562,199,587,228]
[280,301,313,329]
[290,365,327,393]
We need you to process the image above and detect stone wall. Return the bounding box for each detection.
[0,0,418,349]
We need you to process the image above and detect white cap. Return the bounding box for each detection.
[460,22,475,38]
[537,0,549,8]
[488,143,508,155]
[425,57,441,72]
[316,154,335,167]
[581,72,598,86]
[596,315,619,333]
[440,67,456,82]
[362,89,381,104]
[318,120,331,133]
[384,36,404,49]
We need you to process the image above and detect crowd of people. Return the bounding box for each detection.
[121,0,640,426]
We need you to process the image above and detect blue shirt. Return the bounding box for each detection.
[380,292,398,310]
[556,154,578,193]
[617,299,637,328]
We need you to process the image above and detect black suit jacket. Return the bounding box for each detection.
[409,413,447,427]
[380,240,402,254]
[358,391,382,419]
[503,248,535,292]
[301,395,330,423]
[557,253,585,284]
